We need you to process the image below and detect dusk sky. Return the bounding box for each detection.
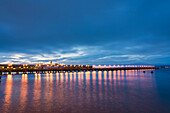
[0,0,170,65]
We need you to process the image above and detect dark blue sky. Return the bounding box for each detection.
[0,0,170,65]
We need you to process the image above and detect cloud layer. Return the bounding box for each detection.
[0,0,170,65]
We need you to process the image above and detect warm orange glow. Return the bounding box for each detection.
[113,70,116,80]
[121,70,124,80]
[92,71,96,76]
[98,71,102,80]
[60,73,64,83]
[104,71,107,80]
[70,72,73,81]
[56,72,59,81]
[46,73,49,81]
[85,71,90,80]
[8,64,13,66]
[73,72,76,81]
[78,72,81,81]
[3,74,13,112]
[109,71,112,80]
[50,73,53,83]
[33,70,41,109]
[7,74,12,79]
[19,73,28,111]
[81,71,84,76]
[35,73,38,76]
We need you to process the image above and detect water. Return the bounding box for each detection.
[0,69,170,113]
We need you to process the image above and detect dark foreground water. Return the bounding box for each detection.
[0,69,170,113]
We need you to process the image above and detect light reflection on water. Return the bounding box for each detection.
[0,69,168,113]
[20,74,28,112]
[3,74,12,113]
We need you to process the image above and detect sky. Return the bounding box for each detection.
[0,0,170,65]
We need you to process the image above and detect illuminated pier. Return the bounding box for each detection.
[0,64,158,77]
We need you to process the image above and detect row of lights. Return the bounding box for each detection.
[93,65,154,68]
[36,64,90,67]
[1,64,91,69]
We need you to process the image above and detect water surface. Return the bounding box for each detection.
[0,69,170,113]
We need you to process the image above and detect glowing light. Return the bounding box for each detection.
[7,74,12,79]
[3,74,13,113]
[8,64,13,66]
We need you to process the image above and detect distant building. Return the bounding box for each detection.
[50,61,52,66]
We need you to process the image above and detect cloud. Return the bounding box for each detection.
[0,0,170,64]
[0,46,90,64]
[98,55,162,61]
[0,45,168,65]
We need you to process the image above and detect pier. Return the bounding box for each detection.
[0,61,159,81]
[0,62,159,80]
